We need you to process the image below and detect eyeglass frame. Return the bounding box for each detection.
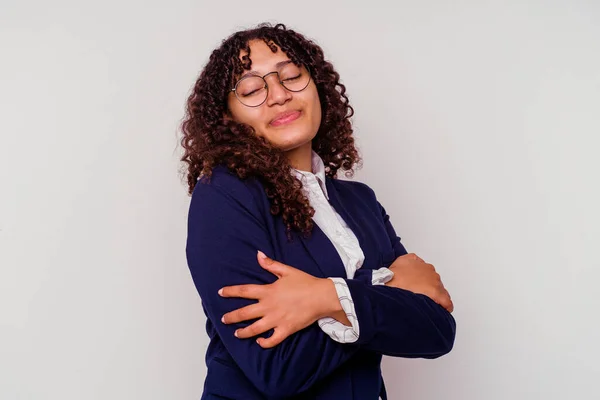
[229,63,312,108]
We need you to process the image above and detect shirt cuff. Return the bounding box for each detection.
[317,277,360,343]
[371,267,394,285]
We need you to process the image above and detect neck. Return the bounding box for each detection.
[286,141,313,172]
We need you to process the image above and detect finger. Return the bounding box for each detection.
[406,253,425,263]
[256,327,289,349]
[235,318,275,339]
[439,289,454,313]
[443,298,454,313]
[425,263,436,272]
[219,284,265,299]
[222,303,264,325]
[257,250,290,278]
[444,288,454,311]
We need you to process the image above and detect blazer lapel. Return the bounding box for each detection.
[295,177,377,278]
[324,178,378,271]
[297,221,347,279]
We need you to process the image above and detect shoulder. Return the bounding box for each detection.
[329,177,377,202]
[189,164,267,217]
[193,165,255,198]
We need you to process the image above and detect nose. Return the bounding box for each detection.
[264,72,292,106]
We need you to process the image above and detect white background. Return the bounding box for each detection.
[2,1,599,399]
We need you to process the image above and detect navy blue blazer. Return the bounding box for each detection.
[186,164,456,399]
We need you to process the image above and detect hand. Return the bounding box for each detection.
[219,251,340,348]
[385,253,454,313]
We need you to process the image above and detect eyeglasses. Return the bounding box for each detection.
[230,62,311,107]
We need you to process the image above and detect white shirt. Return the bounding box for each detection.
[291,150,394,343]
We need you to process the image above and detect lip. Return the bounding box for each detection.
[270,110,301,127]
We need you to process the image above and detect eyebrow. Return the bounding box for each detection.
[239,60,294,80]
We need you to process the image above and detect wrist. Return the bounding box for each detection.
[315,277,344,319]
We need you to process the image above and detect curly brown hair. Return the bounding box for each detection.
[179,22,361,239]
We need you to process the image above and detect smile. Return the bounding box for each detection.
[270,111,302,127]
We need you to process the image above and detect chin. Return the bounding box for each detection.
[265,128,314,150]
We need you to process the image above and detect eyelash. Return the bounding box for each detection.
[241,75,301,96]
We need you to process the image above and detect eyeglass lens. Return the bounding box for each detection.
[234,63,310,107]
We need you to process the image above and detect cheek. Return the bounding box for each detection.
[310,91,322,127]
[229,104,267,135]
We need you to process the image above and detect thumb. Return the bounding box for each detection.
[257,250,288,278]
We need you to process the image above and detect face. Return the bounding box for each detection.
[226,39,322,155]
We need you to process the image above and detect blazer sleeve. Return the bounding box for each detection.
[342,196,456,358]
[344,280,457,358]
[186,178,362,398]
[187,177,456,398]
[378,201,410,260]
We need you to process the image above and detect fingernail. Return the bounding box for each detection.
[257,250,267,260]
[221,315,225,323]
[234,330,239,338]
[218,288,223,296]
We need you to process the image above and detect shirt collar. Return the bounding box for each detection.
[290,150,329,200]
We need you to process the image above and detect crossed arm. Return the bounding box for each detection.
[186,180,456,397]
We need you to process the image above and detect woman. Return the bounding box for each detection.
[180,22,456,400]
